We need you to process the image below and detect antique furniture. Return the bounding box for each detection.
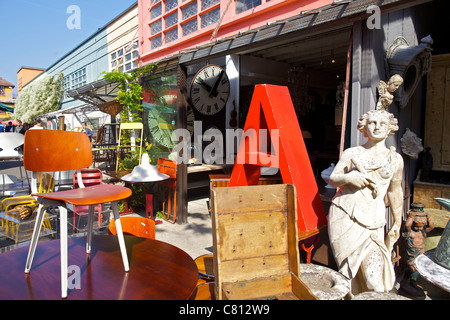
[22,129,132,298]
[211,184,317,300]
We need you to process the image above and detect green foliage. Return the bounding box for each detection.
[102,64,156,123]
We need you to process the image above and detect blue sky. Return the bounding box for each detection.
[0,0,137,95]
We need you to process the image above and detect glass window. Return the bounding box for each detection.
[182,0,197,20]
[165,0,178,12]
[151,35,163,49]
[151,19,162,35]
[165,11,178,28]
[151,3,162,19]
[236,0,262,14]
[142,72,178,160]
[202,0,219,11]
[182,18,197,36]
[200,7,219,28]
[165,28,178,43]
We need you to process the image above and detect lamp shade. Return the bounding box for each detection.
[121,153,169,183]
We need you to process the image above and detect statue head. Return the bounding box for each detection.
[357,109,399,138]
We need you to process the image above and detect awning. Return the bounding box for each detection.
[67,78,121,106]
[179,0,430,65]
[0,103,14,113]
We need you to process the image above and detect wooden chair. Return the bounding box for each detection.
[72,168,103,232]
[156,158,177,223]
[108,216,155,239]
[22,129,132,299]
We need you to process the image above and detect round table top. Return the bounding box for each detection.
[0,235,199,300]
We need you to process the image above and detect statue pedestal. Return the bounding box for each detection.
[300,263,350,300]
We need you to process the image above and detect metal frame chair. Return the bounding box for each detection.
[22,129,132,298]
[115,123,144,171]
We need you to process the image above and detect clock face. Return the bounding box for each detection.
[147,104,177,149]
[190,64,230,116]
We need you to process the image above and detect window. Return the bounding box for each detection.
[165,28,178,43]
[165,0,178,12]
[151,3,162,19]
[151,20,162,35]
[236,0,262,14]
[182,18,197,36]
[151,35,163,49]
[202,0,219,10]
[64,67,87,95]
[110,40,139,71]
[165,11,178,28]
[201,7,220,28]
[148,0,221,50]
[182,0,197,19]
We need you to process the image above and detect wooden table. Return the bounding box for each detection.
[0,235,199,300]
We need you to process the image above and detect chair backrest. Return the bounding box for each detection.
[157,158,177,179]
[116,122,144,171]
[0,132,24,159]
[23,129,93,172]
[108,216,155,239]
[73,168,102,189]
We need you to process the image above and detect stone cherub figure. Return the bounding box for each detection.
[328,108,404,295]
[376,74,404,110]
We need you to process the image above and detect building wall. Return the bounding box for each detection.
[139,0,333,65]
[17,67,44,94]
[106,4,139,73]
[44,28,109,111]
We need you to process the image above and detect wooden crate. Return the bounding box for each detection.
[211,184,318,300]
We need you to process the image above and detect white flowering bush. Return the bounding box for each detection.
[14,73,64,122]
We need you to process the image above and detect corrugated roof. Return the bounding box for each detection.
[179,0,429,65]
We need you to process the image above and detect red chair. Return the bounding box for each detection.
[72,168,103,232]
[157,158,177,223]
[23,129,132,299]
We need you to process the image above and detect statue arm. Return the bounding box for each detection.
[385,154,404,252]
[329,148,372,189]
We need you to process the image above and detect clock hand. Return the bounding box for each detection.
[209,70,224,98]
[198,78,213,92]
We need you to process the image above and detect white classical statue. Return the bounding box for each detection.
[328,109,404,294]
[376,74,403,110]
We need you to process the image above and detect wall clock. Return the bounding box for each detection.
[190,64,230,116]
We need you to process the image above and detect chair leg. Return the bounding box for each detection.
[111,201,129,272]
[86,205,94,254]
[59,206,68,299]
[24,204,46,273]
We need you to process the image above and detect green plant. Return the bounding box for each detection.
[102,64,156,124]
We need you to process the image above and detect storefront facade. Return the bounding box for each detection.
[137,0,450,244]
